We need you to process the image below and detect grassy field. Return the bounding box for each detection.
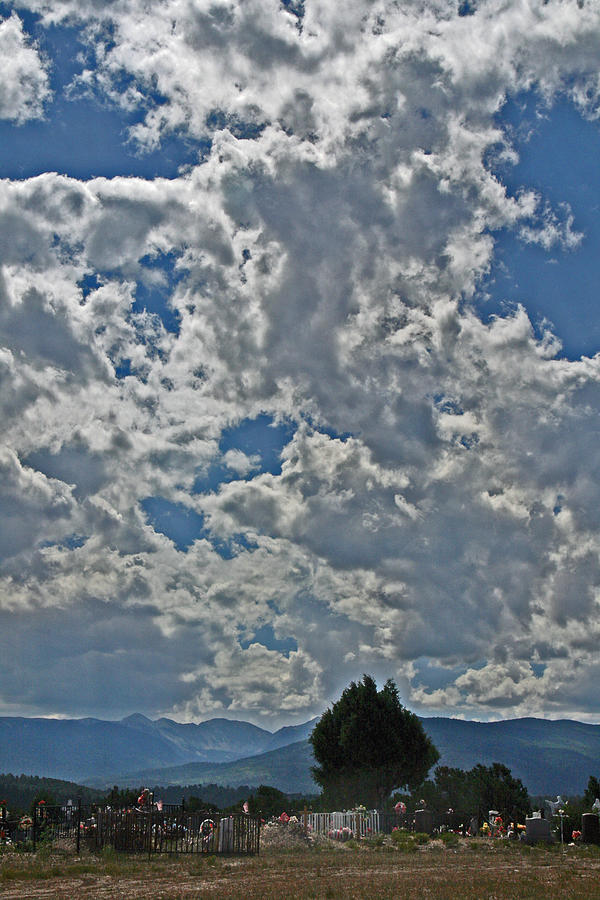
[2,835,600,898]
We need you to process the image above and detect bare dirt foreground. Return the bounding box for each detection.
[2,837,600,899]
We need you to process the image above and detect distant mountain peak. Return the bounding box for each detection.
[120,713,153,728]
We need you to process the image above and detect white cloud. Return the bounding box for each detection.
[0,446,76,566]
[1,0,600,726]
[0,13,51,122]
[222,449,261,476]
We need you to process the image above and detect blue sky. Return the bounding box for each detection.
[141,414,294,552]
[2,0,600,729]
[0,4,205,180]
[482,94,600,359]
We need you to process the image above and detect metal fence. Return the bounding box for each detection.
[0,803,260,856]
[302,809,468,837]
[95,808,260,855]
[305,810,405,837]
[0,800,84,851]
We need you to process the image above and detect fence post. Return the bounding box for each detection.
[148,801,153,860]
[76,798,81,855]
[303,805,307,835]
[32,805,37,852]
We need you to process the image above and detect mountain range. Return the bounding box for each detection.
[0,713,317,784]
[1,713,599,797]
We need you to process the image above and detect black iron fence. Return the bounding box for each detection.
[0,803,260,856]
[1,800,85,852]
[95,808,260,855]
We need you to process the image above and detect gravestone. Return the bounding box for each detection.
[414,809,434,835]
[581,813,600,845]
[441,811,461,832]
[525,816,553,844]
[217,816,234,852]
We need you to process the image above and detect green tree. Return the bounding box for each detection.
[469,763,530,823]
[411,763,530,824]
[29,791,57,815]
[106,785,142,808]
[186,795,220,814]
[248,785,288,818]
[431,766,478,816]
[584,775,600,808]
[310,675,439,808]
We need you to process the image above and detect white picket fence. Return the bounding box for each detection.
[306,810,381,837]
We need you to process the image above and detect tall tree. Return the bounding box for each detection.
[310,675,439,808]
[431,766,478,816]
[469,763,530,823]
[584,775,600,807]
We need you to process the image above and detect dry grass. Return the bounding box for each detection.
[2,836,600,899]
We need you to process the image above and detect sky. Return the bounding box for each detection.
[1,0,600,730]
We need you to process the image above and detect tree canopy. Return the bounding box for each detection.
[470,763,530,822]
[247,785,288,818]
[415,762,531,823]
[309,675,439,808]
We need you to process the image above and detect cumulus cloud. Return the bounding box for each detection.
[0,13,51,122]
[1,0,600,726]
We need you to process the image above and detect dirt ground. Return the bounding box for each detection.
[2,834,600,899]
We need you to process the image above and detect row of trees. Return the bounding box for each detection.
[0,774,101,815]
[406,762,531,823]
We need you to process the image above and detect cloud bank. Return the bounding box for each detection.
[1,0,600,727]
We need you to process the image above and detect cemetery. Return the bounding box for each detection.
[3,791,600,855]
[2,804,600,899]
[3,783,600,898]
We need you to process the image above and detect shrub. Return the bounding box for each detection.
[396,840,418,854]
[414,832,430,844]
[364,834,385,848]
[439,832,459,847]
[391,829,412,845]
